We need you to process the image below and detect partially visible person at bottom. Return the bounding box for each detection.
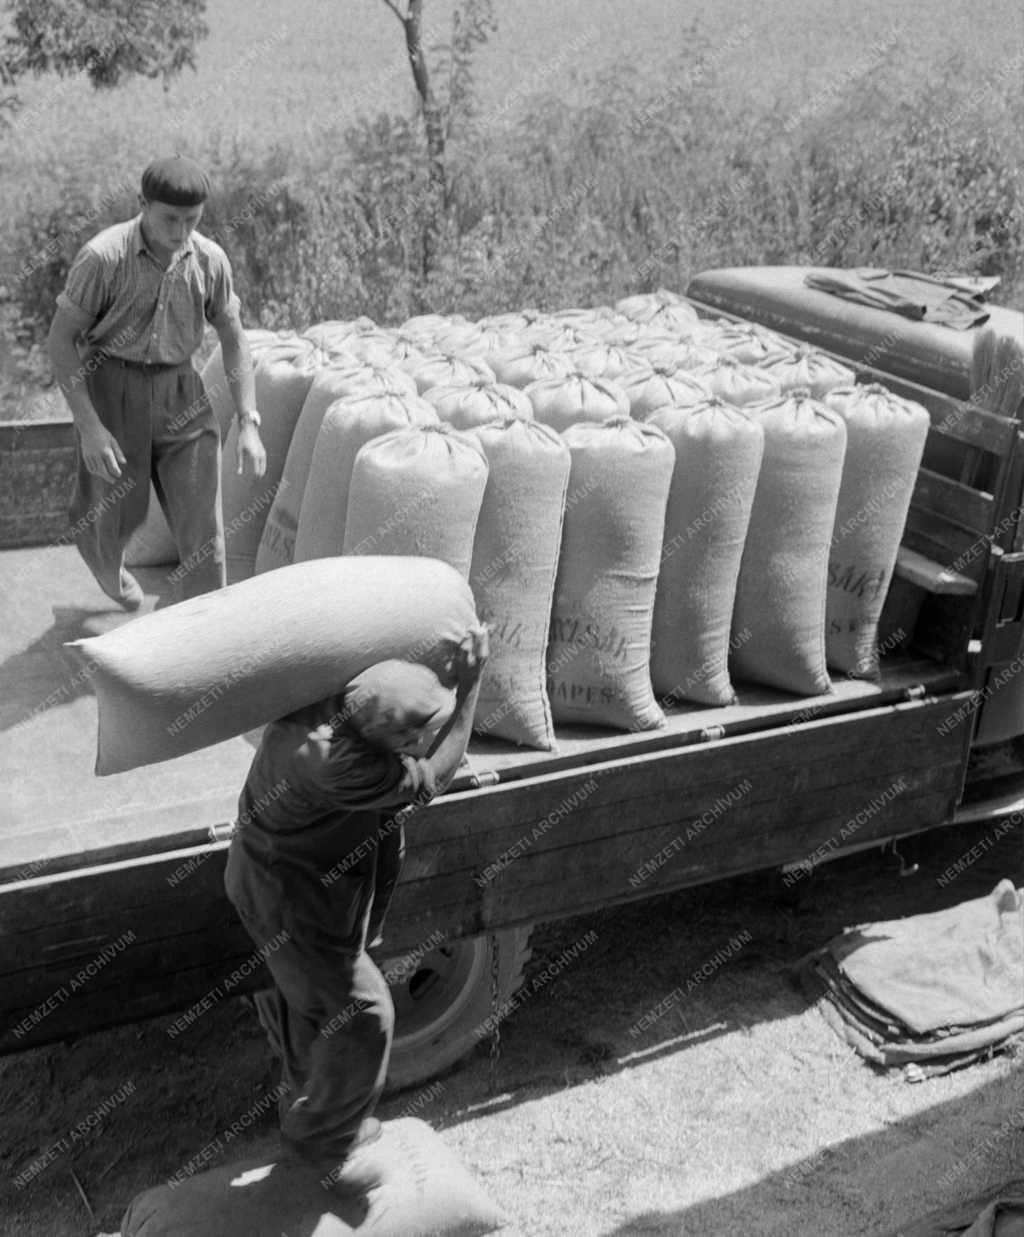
[48,154,267,610]
[224,628,488,1196]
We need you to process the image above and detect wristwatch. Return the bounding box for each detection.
[237,409,262,429]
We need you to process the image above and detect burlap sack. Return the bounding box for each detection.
[67,556,477,775]
[620,365,713,419]
[762,345,856,398]
[487,344,576,388]
[731,390,848,696]
[525,373,631,431]
[566,342,650,381]
[199,330,293,440]
[615,290,701,336]
[220,337,323,583]
[406,352,496,395]
[467,418,571,749]
[426,380,533,429]
[648,399,765,705]
[343,424,489,579]
[698,319,796,364]
[823,383,930,677]
[302,317,378,349]
[254,363,419,574]
[696,355,781,407]
[628,336,720,373]
[119,1119,506,1237]
[548,418,674,730]
[294,392,440,562]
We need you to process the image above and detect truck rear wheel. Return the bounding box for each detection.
[382,925,533,1093]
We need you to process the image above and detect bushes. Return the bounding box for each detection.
[2,47,1021,354]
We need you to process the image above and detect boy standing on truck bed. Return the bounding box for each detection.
[47,154,267,610]
[224,628,488,1195]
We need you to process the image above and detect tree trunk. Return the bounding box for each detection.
[401,0,446,279]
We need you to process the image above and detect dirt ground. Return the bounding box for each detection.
[1,816,1021,1237]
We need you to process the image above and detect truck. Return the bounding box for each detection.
[2,264,1022,1091]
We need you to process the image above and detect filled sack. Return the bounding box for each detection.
[549,418,674,730]
[425,380,533,429]
[647,399,765,705]
[487,344,576,389]
[627,335,720,374]
[614,289,702,336]
[761,345,856,398]
[525,373,630,431]
[343,425,489,579]
[731,390,847,695]
[467,419,571,749]
[405,352,496,395]
[255,365,420,574]
[566,342,651,382]
[124,483,179,568]
[295,393,440,562]
[697,319,796,364]
[199,330,293,441]
[302,317,379,349]
[120,1118,506,1237]
[823,383,930,677]
[695,355,781,407]
[66,556,476,775]
[220,337,324,583]
[620,365,713,419]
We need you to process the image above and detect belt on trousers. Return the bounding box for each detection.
[106,355,188,372]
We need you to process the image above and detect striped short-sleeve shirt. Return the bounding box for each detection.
[56,214,240,365]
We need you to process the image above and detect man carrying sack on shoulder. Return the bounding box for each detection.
[48,154,267,609]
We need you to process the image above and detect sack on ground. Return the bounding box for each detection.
[67,557,477,775]
[124,483,179,568]
[824,383,930,677]
[731,390,847,695]
[549,418,674,730]
[525,373,630,431]
[220,337,324,583]
[467,419,571,749]
[255,363,419,574]
[295,392,440,563]
[119,1118,506,1237]
[343,425,489,579]
[647,399,764,705]
[426,380,533,429]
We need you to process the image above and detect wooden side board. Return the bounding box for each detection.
[0,689,973,1053]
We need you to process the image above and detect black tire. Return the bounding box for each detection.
[381,925,533,1093]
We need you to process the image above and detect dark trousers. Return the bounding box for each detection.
[225,821,405,1165]
[69,356,225,601]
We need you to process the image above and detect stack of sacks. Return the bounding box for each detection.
[452,325,524,361]
[647,398,765,706]
[401,311,468,337]
[477,309,544,331]
[620,364,712,419]
[325,328,397,366]
[761,345,856,397]
[696,354,780,407]
[489,343,576,388]
[548,418,674,730]
[294,391,440,562]
[254,363,421,574]
[823,383,930,677]
[406,352,495,395]
[467,418,571,749]
[220,336,324,583]
[731,389,848,696]
[432,322,486,355]
[68,556,477,775]
[797,880,1024,1080]
[426,380,533,429]
[526,373,630,431]
[342,423,489,579]
[302,317,379,349]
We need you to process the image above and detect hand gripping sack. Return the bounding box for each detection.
[294,392,440,562]
[467,419,571,749]
[119,1118,506,1237]
[731,391,848,696]
[67,556,477,775]
[696,355,781,407]
[343,424,489,579]
[425,379,533,429]
[823,383,930,677]
[525,373,630,432]
[761,345,856,398]
[220,336,324,583]
[647,400,765,705]
[549,418,675,730]
[254,364,419,574]
[620,364,713,419]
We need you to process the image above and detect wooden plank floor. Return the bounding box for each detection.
[1,544,966,882]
